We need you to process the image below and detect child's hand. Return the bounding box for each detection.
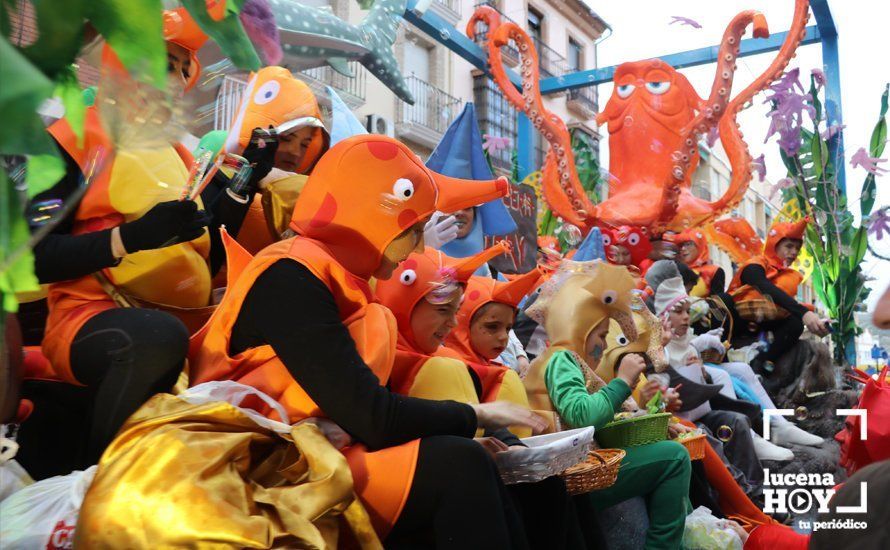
[664,386,682,412]
[668,422,694,439]
[617,354,647,387]
[638,379,662,405]
[660,316,673,346]
[298,418,353,450]
[720,520,749,544]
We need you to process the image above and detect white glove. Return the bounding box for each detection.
[690,333,725,354]
[423,212,459,249]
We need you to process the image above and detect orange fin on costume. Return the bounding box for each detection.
[707,218,763,265]
[189,229,253,358]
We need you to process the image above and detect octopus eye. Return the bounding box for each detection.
[616,333,629,346]
[254,81,281,105]
[602,234,612,246]
[392,178,415,200]
[602,290,617,305]
[400,269,417,285]
[628,233,641,246]
[616,84,636,99]
[645,81,671,95]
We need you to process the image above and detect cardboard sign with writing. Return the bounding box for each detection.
[484,182,538,274]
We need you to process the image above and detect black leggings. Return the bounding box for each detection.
[69,307,187,463]
[386,436,529,549]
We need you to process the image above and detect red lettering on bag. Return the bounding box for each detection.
[47,520,75,549]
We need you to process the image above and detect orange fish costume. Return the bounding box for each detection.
[190,134,508,536]
[375,245,504,401]
[223,66,329,254]
[713,217,810,305]
[672,228,721,297]
[41,10,210,383]
[441,271,541,400]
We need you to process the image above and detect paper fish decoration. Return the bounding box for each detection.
[270,0,414,104]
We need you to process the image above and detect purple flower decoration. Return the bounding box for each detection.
[851,147,888,176]
[482,134,512,153]
[811,68,827,88]
[669,16,702,29]
[769,177,794,201]
[751,154,767,182]
[868,208,890,240]
[820,123,845,141]
[763,69,816,156]
[706,126,720,148]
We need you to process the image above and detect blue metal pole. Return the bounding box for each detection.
[820,36,845,196]
[540,26,822,93]
[516,113,534,180]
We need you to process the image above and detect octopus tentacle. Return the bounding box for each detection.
[707,0,810,219]
[468,9,595,230]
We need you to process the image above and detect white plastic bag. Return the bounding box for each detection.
[682,506,743,550]
[0,465,97,549]
[1,426,34,503]
[178,380,293,433]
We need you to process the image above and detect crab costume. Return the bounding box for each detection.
[602,225,653,271]
[190,134,508,535]
[672,228,722,296]
[224,65,329,254]
[39,10,210,382]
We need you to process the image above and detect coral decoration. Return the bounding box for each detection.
[469,0,811,237]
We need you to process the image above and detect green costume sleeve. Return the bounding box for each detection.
[544,350,632,430]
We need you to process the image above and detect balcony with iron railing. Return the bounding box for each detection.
[534,39,568,79]
[396,75,463,149]
[566,85,598,118]
[429,0,461,25]
[213,62,366,131]
[471,1,520,67]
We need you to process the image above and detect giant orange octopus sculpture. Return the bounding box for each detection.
[468,0,811,236]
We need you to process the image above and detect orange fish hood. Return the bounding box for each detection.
[446,269,543,364]
[376,244,508,353]
[764,218,808,269]
[674,227,711,267]
[224,66,326,172]
[290,135,509,280]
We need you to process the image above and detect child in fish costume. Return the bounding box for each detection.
[522,259,692,550]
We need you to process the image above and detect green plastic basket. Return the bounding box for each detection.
[595,412,671,448]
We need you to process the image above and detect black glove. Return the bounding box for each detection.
[234,126,279,195]
[119,200,209,253]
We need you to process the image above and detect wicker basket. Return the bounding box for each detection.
[595,412,671,448]
[678,433,707,461]
[699,348,726,364]
[560,449,626,495]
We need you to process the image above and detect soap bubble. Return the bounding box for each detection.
[624,115,634,127]
[439,28,451,41]
[716,425,734,442]
[794,406,808,421]
[562,223,582,246]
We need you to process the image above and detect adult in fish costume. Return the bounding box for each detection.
[220,65,330,254]
[190,134,546,545]
[16,7,278,472]
[712,217,830,371]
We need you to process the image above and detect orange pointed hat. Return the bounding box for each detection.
[101,8,208,91]
[223,66,327,173]
[376,244,508,352]
[290,134,509,280]
[445,269,544,364]
[764,218,808,269]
